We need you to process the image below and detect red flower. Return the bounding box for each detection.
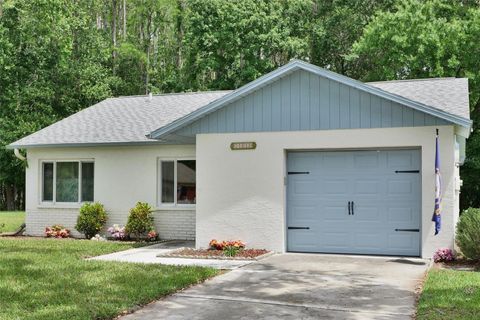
[44,225,70,238]
[209,239,246,250]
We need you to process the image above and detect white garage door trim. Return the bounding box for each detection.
[286,148,422,257]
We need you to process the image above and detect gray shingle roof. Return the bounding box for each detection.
[9,91,231,148]
[8,73,470,149]
[368,78,470,119]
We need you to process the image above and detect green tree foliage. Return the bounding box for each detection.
[348,0,480,209]
[310,0,395,78]
[1,0,480,209]
[182,0,314,90]
[0,0,114,209]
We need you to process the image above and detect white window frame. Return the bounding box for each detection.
[157,158,196,208]
[40,159,94,206]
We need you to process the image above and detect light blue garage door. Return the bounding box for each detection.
[287,149,421,256]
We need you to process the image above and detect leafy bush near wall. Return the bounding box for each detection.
[75,202,108,239]
[125,202,155,239]
[456,207,480,260]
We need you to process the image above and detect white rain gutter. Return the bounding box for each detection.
[14,148,26,161]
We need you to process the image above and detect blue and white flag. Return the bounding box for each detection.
[432,130,442,235]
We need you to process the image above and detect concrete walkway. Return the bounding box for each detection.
[120,253,430,320]
[89,240,253,269]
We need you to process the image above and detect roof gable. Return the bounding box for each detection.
[151,60,471,141]
[159,69,452,143]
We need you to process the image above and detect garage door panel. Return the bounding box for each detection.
[388,207,415,223]
[323,206,349,221]
[354,153,379,169]
[287,231,318,251]
[387,180,414,194]
[323,154,349,169]
[354,233,386,250]
[287,149,421,256]
[323,232,351,248]
[323,179,349,195]
[388,234,419,250]
[287,206,317,222]
[354,207,381,221]
[287,154,316,171]
[291,179,317,195]
[354,180,380,194]
[386,150,420,169]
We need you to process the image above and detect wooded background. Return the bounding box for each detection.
[1,0,479,211]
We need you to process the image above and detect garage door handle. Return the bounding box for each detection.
[348,201,351,215]
[288,171,310,175]
[288,227,310,230]
[395,228,420,232]
[395,170,420,173]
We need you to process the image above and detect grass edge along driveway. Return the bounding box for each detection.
[417,268,480,320]
[0,237,218,320]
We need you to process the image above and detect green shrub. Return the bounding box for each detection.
[456,207,480,260]
[223,245,241,257]
[125,202,155,239]
[75,202,108,239]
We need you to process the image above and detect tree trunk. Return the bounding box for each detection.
[145,12,153,94]
[112,0,117,74]
[175,0,185,69]
[18,186,24,211]
[123,0,127,39]
[5,184,15,211]
[0,183,4,210]
[96,13,102,29]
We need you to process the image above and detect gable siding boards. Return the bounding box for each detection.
[174,70,448,137]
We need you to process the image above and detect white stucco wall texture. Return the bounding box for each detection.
[25,145,196,240]
[196,126,458,258]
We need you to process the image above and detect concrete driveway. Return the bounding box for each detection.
[120,253,429,320]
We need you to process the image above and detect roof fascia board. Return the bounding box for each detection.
[455,125,471,139]
[6,140,191,149]
[149,60,471,139]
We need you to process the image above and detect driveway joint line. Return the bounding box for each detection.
[233,268,426,281]
[175,293,414,316]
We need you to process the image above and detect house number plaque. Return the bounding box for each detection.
[230,141,257,150]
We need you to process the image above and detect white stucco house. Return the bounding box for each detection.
[8,60,471,258]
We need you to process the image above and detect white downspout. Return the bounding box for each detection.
[14,148,26,161]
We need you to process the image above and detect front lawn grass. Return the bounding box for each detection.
[0,211,25,232]
[417,268,480,320]
[0,238,218,320]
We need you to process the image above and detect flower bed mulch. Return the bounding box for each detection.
[433,259,480,271]
[158,248,273,260]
